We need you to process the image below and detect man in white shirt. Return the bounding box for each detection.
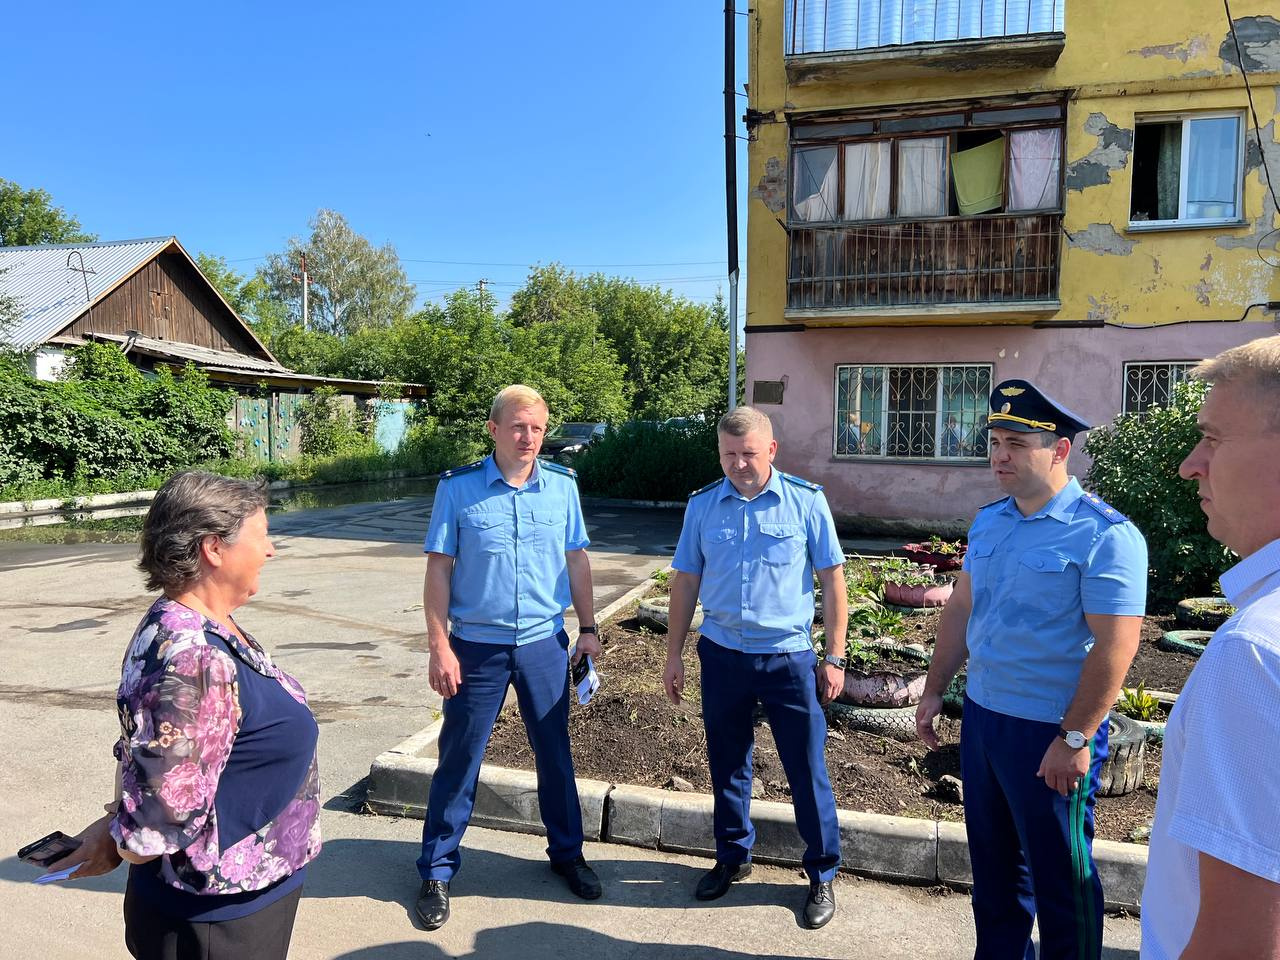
[1141,337,1280,959]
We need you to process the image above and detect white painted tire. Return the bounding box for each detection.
[637,596,704,633]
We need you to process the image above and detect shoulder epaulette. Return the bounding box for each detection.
[779,471,822,492]
[689,478,721,498]
[540,460,578,479]
[1080,492,1128,524]
[438,460,484,480]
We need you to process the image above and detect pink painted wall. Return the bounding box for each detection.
[745,322,1277,529]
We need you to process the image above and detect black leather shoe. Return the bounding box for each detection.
[694,861,752,901]
[415,879,450,930]
[550,856,603,900]
[802,880,836,929]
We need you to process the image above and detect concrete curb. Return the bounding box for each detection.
[0,471,432,519]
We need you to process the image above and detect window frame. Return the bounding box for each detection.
[1121,361,1197,415]
[790,102,1066,226]
[832,362,994,462]
[1127,111,1246,230]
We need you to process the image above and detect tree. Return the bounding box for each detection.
[195,252,290,339]
[260,209,416,336]
[1084,379,1234,609]
[0,179,96,246]
[0,269,21,347]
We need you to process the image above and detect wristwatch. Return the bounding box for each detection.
[823,654,847,669]
[1058,727,1088,750]
[578,624,598,635]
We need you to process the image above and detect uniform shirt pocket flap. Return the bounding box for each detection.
[1018,550,1071,573]
[460,512,505,529]
[758,522,802,539]
[531,511,565,526]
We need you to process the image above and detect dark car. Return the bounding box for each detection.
[539,422,607,462]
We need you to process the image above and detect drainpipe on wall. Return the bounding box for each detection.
[724,1,740,410]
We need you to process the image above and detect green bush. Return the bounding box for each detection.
[399,414,486,476]
[0,345,234,494]
[296,386,372,458]
[1084,379,1233,610]
[574,420,720,501]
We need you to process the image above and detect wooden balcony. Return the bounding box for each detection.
[786,213,1062,315]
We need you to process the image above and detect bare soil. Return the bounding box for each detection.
[486,606,1177,844]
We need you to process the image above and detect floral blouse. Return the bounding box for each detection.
[110,598,322,896]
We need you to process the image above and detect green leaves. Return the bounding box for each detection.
[1083,380,1234,609]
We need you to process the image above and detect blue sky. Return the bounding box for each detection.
[1,1,749,319]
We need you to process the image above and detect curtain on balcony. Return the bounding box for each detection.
[793,145,839,221]
[1008,128,1062,210]
[843,141,892,219]
[898,137,948,217]
[786,0,1065,54]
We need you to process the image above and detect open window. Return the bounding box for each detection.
[1129,114,1243,226]
[791,102,1064,223]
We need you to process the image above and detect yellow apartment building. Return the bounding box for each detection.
[745,0,1280,528]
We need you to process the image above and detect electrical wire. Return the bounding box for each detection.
[1224,0,1280,268]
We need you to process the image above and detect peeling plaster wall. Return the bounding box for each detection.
[746,0,1280,336]
[745,323,1276,523]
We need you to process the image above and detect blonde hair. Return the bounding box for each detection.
[717,405,773,438]
[1192,337,1280,427]
[489,384,548,424]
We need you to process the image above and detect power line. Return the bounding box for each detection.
[218,254,729,269]
[1224,0,1280,267]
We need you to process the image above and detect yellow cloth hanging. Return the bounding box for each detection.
[951,138,1005,215]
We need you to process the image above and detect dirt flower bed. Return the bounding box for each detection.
[486,607,1174,844]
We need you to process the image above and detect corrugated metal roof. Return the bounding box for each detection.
[86,332,292,374]
[0,237,176,350]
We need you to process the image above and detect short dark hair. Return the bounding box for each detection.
[139,471,269,593]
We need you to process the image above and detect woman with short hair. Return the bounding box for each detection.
[49,470,321,960]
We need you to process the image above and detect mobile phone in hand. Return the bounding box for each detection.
[18,831,82,868]
[571,655,591,686]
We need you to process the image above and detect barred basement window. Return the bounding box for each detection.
[1123,362,1195,414]
[835,363,991,459]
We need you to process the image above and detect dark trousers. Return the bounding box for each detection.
[123,881,301,960]
[417,630,583,881]
[961,696,1109,960]
[697,636,841,882]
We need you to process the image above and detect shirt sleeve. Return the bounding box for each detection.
[565,480,589,551]
[111,644,242,857]
[1164,632,1280,883]
[672,499,705,575]
[805,491,845,570]
[423,478,458,556]
[1080,521,1148,616]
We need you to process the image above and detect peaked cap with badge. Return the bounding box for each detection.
[985,379,1090,440]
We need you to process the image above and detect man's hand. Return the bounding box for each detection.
[45,813,123,880]
[817,662,844,705]
[663,656,686,705]
[572,631,602,664]
[1037,737,1091,797]
[915,693,944,750]
[429,643,463,699]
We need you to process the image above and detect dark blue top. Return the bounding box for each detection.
[129,630,318,922]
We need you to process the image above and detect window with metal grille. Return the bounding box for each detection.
[835,363,991,459]
[1122,362,1195,414]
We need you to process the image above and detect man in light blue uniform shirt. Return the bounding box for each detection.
[916,379,1147,960]
[663,406,848,929]
[414,385,604,931]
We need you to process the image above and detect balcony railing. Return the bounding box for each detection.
[787,213,1061,312]
[785,0,1064,55]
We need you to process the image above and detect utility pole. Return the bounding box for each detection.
[476,278,489,296]
[724,2,740,409]
[292,253,311,330]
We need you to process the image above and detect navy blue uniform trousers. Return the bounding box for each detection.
[962,697,1109,960]
[417,631,583,882]
[698,637,841,881]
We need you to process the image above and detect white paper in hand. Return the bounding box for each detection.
[574,655,600,706]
